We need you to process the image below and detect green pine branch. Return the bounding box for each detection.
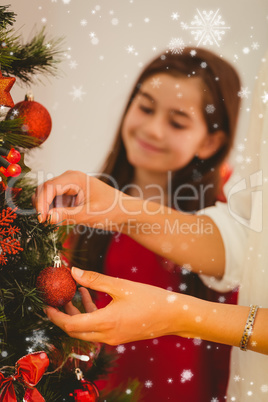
[0,27,65,84]
[0,119,40,148]
[0,5,16,29]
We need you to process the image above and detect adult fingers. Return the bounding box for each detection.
[64,301,81,316]
[45,306,107,335]
[71,268,130,297]
[79,287,98,313]
[62,330,106,343]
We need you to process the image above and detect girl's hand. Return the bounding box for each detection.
[44,268,190,345]
[33,171,123,227]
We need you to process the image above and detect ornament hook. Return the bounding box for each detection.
[53,255,62,268]
[75,368,83,381]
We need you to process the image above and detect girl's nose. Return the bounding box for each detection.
[143,114,164,140]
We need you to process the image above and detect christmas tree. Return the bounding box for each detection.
[0,5,141,401]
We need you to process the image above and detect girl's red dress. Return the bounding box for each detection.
[96,233,238,402]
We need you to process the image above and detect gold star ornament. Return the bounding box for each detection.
[0,71,16,107]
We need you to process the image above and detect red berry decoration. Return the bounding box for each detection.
[36,265,77,307]
[5,93,52,147]
[6,163,21,177]
[7,148,21,164]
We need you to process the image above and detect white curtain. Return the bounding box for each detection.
[227,51,268,401]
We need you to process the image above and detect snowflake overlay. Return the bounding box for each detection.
[181,9,230,47]
[116,344,126,354]
[238,87,251,99]
[168,38,185,54]
[145,380,153,388]
[180,369,194,383]
[26,329,49,351]
[262,91,268,104]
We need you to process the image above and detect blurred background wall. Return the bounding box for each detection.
[7,0,268,182]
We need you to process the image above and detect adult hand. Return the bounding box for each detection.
[33,170,123,227]
[45,268,190,345]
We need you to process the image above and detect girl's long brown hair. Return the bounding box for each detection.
[70,47,241,296]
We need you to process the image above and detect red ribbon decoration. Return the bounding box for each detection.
[0,351,49,402]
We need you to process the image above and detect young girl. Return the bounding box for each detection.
[38,47,242,401]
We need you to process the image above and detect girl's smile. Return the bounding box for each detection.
[121,73,222,176]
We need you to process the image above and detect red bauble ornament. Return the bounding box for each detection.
[6,93,52,147]
[69,369,99,402]
[36,265,76,307]
[73,382,99,402]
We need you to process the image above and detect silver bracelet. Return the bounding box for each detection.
[239,304,259,351]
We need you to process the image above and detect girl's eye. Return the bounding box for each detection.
[170,121,185,129]
[139,105,154,114]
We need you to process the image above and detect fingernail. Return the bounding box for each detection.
[72,267,84,278]
[38,214,43,223]
[49,211,59,223]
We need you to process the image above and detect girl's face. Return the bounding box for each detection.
[121,73,220,174]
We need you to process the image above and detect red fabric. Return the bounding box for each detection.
[96,234,238,402]
[0,352,49,402]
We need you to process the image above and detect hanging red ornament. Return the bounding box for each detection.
[5,92,52,147]
[36,256,76,307]
[69,369,99,402]
[0,70,16,107]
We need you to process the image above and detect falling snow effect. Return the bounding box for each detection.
[168,38,185,54]
[126,45,135,54]
[145,380,153,388]
[193,338,202,346]
[116,344,126,354]
[181,9,230,47]
[69,86,86,101]
[179,283,187,291]
[171,12,179,21]
[151,77,162,88]
[251,42,260,50]
[25,330,49,350]
[166,294,177,303]
[180,369,194,383]
[69,60,78,69]
[205,104,216,114]
[238,87,251,99]
[262,91,268,104]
